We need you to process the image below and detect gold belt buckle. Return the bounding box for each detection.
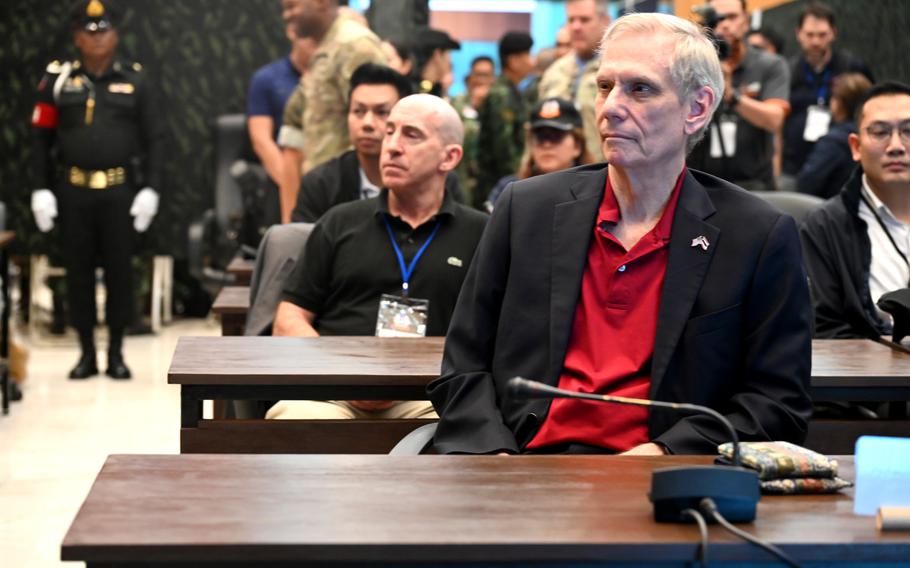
[69,167,86,186]
[89,170,108,189]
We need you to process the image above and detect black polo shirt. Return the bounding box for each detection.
[688,46,789,191]
[783,50,873,175]
[282,188,488,336]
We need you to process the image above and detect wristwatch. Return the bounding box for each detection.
[730,90,742,108]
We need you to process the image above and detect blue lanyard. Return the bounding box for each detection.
[803,62,831,104]
[383,215,441,295]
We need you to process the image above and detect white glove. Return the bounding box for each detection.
[130,187,159,233]
[31,189,57,233]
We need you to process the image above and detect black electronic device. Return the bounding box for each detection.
[506,377,760,523]
[692,4,732,61]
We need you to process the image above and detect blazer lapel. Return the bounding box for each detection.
[650,171,719,395]
[549,168,606,381]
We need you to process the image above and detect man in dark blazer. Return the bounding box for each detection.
[428,12,812,456]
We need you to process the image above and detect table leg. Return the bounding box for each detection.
[1,244,10,415]
[181,387,203,428]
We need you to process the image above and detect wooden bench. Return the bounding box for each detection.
[226,255,254,286]
[210,285,249,336]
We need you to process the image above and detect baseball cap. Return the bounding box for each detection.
[529,98,582,131]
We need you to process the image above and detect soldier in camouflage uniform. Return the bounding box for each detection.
[276,0,385,222]
[476,32,534,209]
[538,0,610,161]
[451,56,494,207]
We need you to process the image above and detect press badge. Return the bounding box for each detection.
[803,104,831,142]
[709,116,737,158]
[375,294,429,337]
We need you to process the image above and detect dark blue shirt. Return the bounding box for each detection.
[783,50,873,175]
[246,56,301,139]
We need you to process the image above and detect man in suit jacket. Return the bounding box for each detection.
[428,12,812,456]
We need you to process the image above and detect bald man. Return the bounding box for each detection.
[268,95,488,420]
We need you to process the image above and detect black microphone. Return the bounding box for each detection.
[507,377,760,523]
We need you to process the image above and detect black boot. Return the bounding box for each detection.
[69,330,98,379]
[106,328,131,379]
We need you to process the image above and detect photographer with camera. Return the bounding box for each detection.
[688,0,790,192]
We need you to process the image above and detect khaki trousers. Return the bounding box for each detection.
[265,400,437,420]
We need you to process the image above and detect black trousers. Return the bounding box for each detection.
[58,181,135,333]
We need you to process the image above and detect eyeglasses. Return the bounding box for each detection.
[864,121,910,145]
[532,128,571,145]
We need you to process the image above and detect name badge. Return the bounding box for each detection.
[803,104,831,142]
[710,115,738,158]
[375,294,429,338]
[108,82,135,94]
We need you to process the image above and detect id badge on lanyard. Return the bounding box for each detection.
[374,215,440,338]
[376,294,429,337]
[804,104,831,142]
[710,114,738,158]
[803,66,832,142]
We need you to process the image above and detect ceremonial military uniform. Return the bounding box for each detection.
[31,0,163,379]
[539,53,602,161]
[277,15,385,174]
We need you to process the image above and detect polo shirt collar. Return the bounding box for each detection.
[373,187,456,221]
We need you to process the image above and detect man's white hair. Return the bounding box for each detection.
[601,12,724,153]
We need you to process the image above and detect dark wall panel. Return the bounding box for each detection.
[0,0,287,260]
[763,0,909,84]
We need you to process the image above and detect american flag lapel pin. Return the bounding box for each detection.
[691,235,710,251]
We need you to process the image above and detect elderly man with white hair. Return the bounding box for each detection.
[267,94,488,420]
[428,13,812,455]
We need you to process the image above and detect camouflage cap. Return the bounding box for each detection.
[70,0,117,32]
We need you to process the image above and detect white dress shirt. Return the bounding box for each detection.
[858,175,910,324]
[359,167,380,200]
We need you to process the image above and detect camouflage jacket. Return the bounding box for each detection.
[279,15,386,174]
[539,52,602,160]
[476,75,528,206]
[451,93,481,208]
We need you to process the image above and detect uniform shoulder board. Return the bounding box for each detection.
[131,62,143,72]
[45,60,62,74]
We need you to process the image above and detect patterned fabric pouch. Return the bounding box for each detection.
[716,441,854,495]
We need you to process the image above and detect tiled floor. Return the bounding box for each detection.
[0,318,219,567]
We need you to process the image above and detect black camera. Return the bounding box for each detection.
[693,4,731,61]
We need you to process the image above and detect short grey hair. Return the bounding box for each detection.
[568,0,610,17]
[601,12,724,153]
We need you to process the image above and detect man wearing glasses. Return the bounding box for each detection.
[801,82,910,339]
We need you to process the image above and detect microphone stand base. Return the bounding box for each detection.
[650,465,760,523]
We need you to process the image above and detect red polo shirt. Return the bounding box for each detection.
[526,169,685,452]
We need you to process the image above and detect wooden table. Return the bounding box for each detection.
[808,339,910,452]
[61,454,909,567]
[1,231,15,415]
[169,336,443,453]
[168,337,910,454]
[226,255,254,286]
[210,285,249,336]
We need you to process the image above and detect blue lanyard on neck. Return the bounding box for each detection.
[803,62,831,104]
[383,215,442,295]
